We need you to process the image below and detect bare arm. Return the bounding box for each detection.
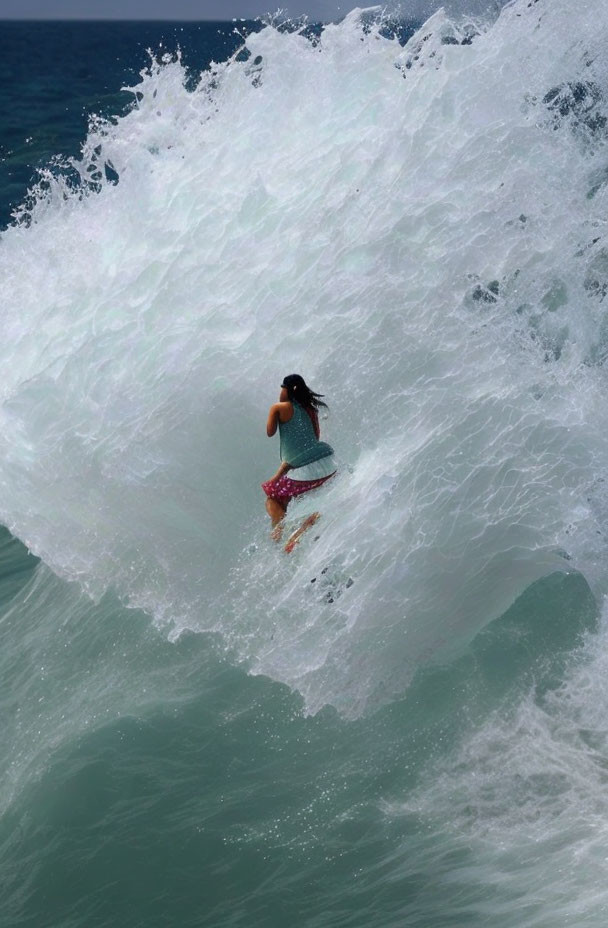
[266,404,279,437]
[269,460,291,482]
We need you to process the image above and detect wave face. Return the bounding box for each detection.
[5,6,608,927]
[2,0,608,720]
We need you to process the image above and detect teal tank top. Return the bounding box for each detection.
[279,402,334,468]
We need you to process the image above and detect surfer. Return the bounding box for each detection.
[262,374,336,551]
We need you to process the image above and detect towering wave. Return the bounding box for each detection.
[1,0,608,716]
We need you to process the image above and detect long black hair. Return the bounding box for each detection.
[281,374,328,410]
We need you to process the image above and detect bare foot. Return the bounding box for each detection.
[284,513,320,554]
[271,523,284,542]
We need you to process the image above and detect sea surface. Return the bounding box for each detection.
[1,4,608,925]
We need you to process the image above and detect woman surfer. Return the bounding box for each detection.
[262,374,336,551]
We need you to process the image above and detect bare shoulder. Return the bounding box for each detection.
[266,400,293,437]
[275,401,294,423]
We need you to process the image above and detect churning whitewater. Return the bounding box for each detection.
[1,0,608,723]
[4,2,608,926]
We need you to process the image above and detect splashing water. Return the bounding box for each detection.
[1,0,608,718]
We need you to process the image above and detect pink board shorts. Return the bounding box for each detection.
[262,472,336,508]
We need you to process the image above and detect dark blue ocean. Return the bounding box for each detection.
[0,21,253,228]
[2,6,608,927]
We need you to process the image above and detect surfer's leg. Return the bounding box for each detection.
[265,497,287,539]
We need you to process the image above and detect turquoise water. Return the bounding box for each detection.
[3,4,608,924]
[1,524,597,925]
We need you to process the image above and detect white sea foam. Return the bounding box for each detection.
[387,597,608,926]
[1,0,608,716]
